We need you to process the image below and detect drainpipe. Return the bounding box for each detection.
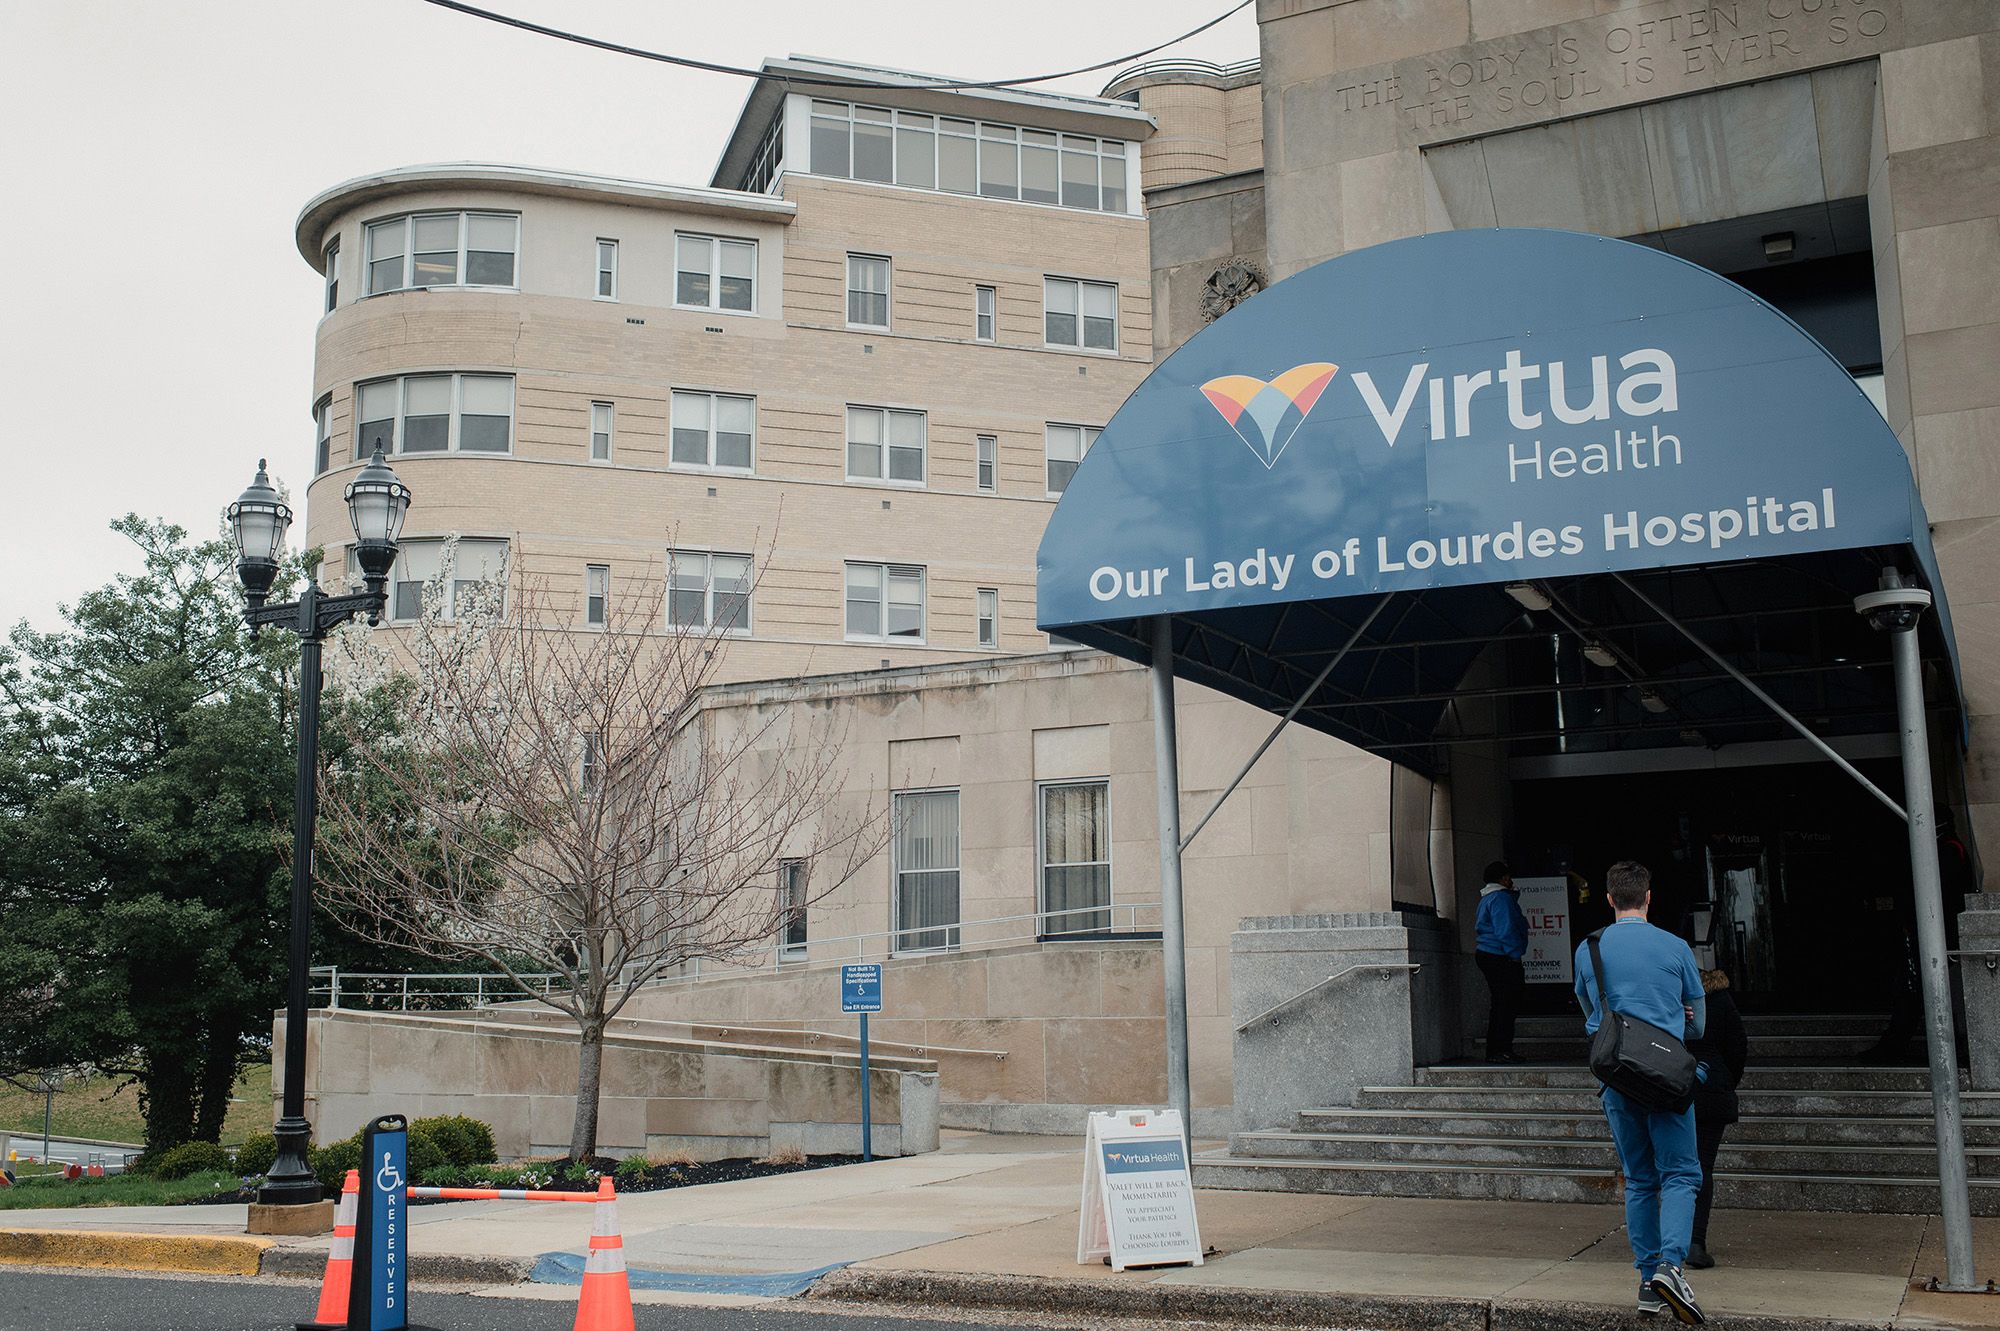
[1150,615,1193,1142]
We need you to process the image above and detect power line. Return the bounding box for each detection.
[414,0,1253,93]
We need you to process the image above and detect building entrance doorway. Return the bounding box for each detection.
[1510,757,1911,1015]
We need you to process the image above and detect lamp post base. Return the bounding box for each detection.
[256,1117,323,1208]
[247,1199,335,1236]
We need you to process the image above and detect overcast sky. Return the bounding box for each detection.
[0,0,1253,634]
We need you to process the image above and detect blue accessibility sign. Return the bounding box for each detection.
[841,963,882,1013]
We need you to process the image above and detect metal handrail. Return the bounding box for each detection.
[1235,962,1421,1034]
[1105,57,1260,87]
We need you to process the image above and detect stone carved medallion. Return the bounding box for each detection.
[1199,258,1268,323]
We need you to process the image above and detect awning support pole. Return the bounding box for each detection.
[1181,594,1392,854]
[1611,573,1907,822]
[1865,569,1978,1292]
[1151,614,1193,1141]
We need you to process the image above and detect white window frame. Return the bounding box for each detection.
[976,434,998,494]
[590,401,614,462]
[975,284,996,342]
[892,787,961,955]
[323,238,340,313]
[1045,423,1100,497]
[353,373,515,458]
[585,563,609,628]
[666,549,754,634]
[674,232,758,315]
[977,588,998,649]
[581,732,604,793]
[1036,778,1113,937]
[313,395,333,475]
[1043,276,1118,353]
[669,390,757,473]
[846,253,892,329]
[596,239,618,300]
[379,537,510,624]
[845,405,927,486]
[362,211,519,295]
[777,859,808,960]
[843,562,926,644]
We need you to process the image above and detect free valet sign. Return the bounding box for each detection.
[1037,229,1922,630]
[1077,1109,1203,1271]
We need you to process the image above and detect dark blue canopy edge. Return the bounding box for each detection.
[1037,230,1961,778]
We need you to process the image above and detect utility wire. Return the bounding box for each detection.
[414,0,1253,93]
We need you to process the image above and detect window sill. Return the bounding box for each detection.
[1036,929,1162,944]
[670,462,758,477]
[845,635,928,647]
[672,303,759,318]
[845,476,929,490]
[1042,343,1121,357]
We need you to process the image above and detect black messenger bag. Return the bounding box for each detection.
[1585,929,1696,1112]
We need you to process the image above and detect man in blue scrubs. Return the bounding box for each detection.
[1574,860,1707,1324]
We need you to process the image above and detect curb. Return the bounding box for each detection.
[808,1268,1896,1331]
[0,1230,270,1277]
[258,1245,534,1287]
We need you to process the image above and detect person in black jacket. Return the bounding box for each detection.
[1686,968,1749,1269]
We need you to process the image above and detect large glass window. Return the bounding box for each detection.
[844,563,925,642]
[807,100,1130,213]
[363,212,518,294]
[379,537,509,623]
[313,397,333,474]
[847,254,891,328]
[1044,277,1118,352]
[778,860,808,959]
[675,234,756,312]
[353,374,513,458]
[1040,780,1110,935]
[670,391,754,471]
[894,790,960,953]
[846,406,925,484]
[1045,423,1099,496]
[667,551,752,632]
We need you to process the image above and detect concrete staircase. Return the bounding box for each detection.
[1197,1016,2000,1215]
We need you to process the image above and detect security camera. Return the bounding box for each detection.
[1854,585,1931,632]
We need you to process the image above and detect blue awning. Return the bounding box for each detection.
[1037,230,1961,776]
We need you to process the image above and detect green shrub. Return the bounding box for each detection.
[417,1165,464,1188]
[404,1125,449,1179]
[233,1133,278,1178]
[410,1115,497,1168]
[559,1159,600,1188]
[151,1140,233,1181]
[311,1132,362,1195]
[612,1156,648,1188]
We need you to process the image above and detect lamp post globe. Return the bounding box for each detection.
[226,460,292,612]
[344,447,410,618]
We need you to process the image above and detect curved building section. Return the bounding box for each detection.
[298,73,1153,682]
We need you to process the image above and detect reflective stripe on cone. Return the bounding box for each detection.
[298,1168,358,1331]
[571,1176,635,1331]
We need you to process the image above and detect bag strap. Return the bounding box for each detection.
[1585,929,1613,1015]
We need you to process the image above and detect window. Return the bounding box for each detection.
[590,402,614,461]
[976,435,997,493]
[323,239,339,313]
[1044,277,1118,351]
[675,234,756,312]
[844,563,925,642]
[847,254,891,328]
[744,111,785,194]
[977,588,998,648]
[975,285,995,341]
[596,239,618,299]
[581,732,604,793]
[1045,423,1099,496]
[670,391,755,471]
[314,397,333,474]
[585,564,608,627]
[362,212,518,294]
[1040,780,1110,935]
[667,551,752,632]
[807,100,1131,213]
[354,373,514,457]
[381,537,509,623]
[778,860,808,960]
[846,406,925,484]
[893,790,960,953]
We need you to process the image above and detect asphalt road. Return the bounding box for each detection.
[0,1269,1052,1331]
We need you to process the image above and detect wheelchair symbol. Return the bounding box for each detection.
[376,1151,403,1194]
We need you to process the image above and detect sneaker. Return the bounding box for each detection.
[1651,1264,1705,1325]
[1639,1281,1669,1315]
[1686,1242,1715,1269]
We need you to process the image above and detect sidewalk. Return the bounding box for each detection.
[2,1130,1994,1327]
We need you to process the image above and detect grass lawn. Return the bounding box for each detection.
[0,1064,272,1150]
[0,1170,245,1210]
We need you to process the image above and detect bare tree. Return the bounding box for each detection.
[315,541,881,1160]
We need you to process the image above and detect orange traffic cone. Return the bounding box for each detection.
[572,1176,635,1331]
[299,1168,358,1331]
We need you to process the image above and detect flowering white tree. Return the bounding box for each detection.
[315,542,880,1160]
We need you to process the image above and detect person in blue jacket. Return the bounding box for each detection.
[1474,859,1528,1063]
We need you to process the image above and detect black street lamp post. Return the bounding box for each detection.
[228,448,410,1207]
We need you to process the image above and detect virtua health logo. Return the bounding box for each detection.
[1200,349,1681,466]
